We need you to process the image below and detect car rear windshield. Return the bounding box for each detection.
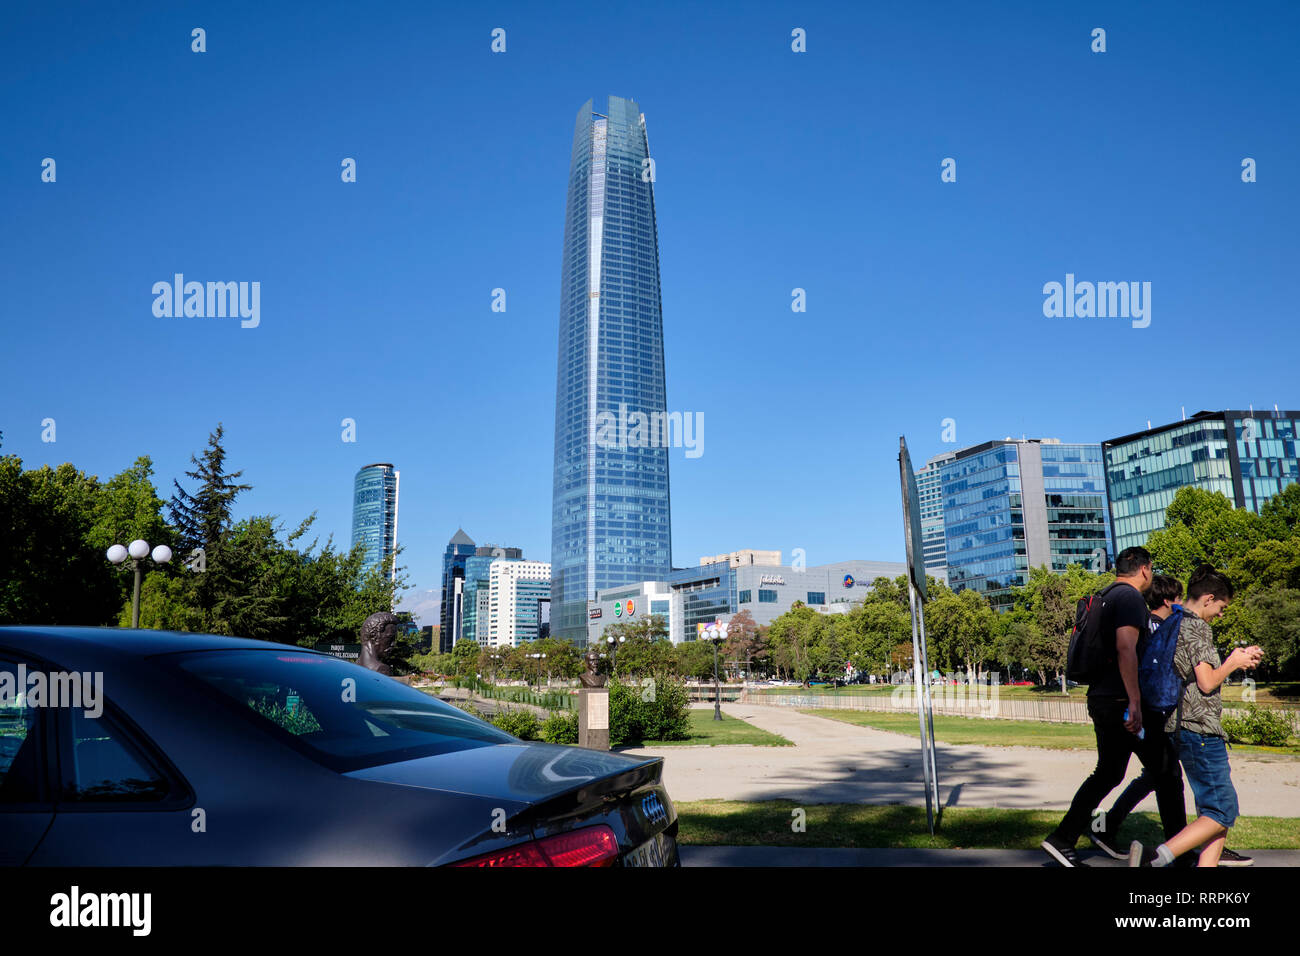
[169,650,515,773]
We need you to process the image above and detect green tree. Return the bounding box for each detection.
[168,424,252,627]
[0,457,118,625]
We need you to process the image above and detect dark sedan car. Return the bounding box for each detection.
[0,627,678,866]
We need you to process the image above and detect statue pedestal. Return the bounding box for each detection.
[578,687,610,751]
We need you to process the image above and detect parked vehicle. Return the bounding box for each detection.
[0,627,679,866]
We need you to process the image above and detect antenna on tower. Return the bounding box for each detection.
[1147,420,1152,430]
[1181,406,1186,421]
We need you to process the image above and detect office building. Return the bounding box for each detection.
[488,560,552,647]
[551,95,673,642]
[350,463,399,582]
[438,529,477,652]
[917,451,954,578]
[585,558,907,646]
[460,545,524,646]
[699,550,782,569]
[1104,408,1300,553]
[940,439,1110,607]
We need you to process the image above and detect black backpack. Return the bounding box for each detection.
[1065,583,1124,684]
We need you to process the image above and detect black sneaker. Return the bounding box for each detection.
[1089,825,1127,860]
[1042,834,1088,867]
[1217,848,1254,867]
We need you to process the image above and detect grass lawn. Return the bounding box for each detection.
[801,709,1300,757]
[674,800,1300,850]
[641,710,793,747]
[757,681,1300,706]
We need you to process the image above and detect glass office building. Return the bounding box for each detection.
[551,95,672,643]
[917,452,954,577]
[350,463,399,583]
[461,546,524,645]
[1104,409,1300,553]
[438,529,477,652]
[941,440,1109,607]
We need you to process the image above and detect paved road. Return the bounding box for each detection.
[622,703,1300,816]
[680,846,1300,867]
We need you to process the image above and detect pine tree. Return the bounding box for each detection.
[169,424,251,554]
[169,424,251,626]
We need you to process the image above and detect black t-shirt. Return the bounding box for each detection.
[1086,582,1151,699]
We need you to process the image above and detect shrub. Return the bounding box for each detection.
[608,673,690,745]
[490,708,540,741]
[1222,705,1294,747]
[539,711,579,744]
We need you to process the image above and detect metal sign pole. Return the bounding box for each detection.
[909,582,936,835]
[915,593,940,824]
[899,436,939,836]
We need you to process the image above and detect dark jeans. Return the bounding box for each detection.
[1105,707,1187,841]
[1051,697,1186,846]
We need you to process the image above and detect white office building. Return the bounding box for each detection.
[487,560,552,647]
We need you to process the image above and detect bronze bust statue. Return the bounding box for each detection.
[578,649,606,688]
[358,611,398,675]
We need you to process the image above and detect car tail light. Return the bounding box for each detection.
[536,825,619,867]
[451,825,619,867]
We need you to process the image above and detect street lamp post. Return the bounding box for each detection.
[106,539,172,628]
[528,652,547,691]
[606,634,626,674]
[711,637,723,721]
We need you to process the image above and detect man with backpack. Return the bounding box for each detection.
[1042,546,1161,867]
[1087,575,1188,858]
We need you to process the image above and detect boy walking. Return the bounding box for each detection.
[1129,566,1262,867]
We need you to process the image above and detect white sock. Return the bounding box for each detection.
[1152,844,1174,867]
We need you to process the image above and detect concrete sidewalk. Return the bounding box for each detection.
[680,846,1300,867]
[622,703,1300,815]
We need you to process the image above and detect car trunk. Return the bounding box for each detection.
[345,741,677,865]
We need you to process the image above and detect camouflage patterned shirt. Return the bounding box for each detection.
[1165,613,1224,738]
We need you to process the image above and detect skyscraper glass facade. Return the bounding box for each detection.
[941,444,1023,602]
[551,95,672,643]
[1228,410,1300,513]
[350,463,398,582]
[438,529,476,652]
[941,440,1109,607]
[1104,410,1300,553]
[1040,443,1111,571]
[917,452,953,577]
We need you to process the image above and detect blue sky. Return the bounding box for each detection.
[3,1,1298,623]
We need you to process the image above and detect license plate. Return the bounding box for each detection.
[623,831,671,867]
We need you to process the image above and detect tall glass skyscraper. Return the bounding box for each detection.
[350,463,399,582]
[439,529,477,653]
[551,96,672,644]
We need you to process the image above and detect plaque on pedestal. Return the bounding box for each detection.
[579,687,610,751]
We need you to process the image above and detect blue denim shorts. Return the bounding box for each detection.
[1177,729,1239,828]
